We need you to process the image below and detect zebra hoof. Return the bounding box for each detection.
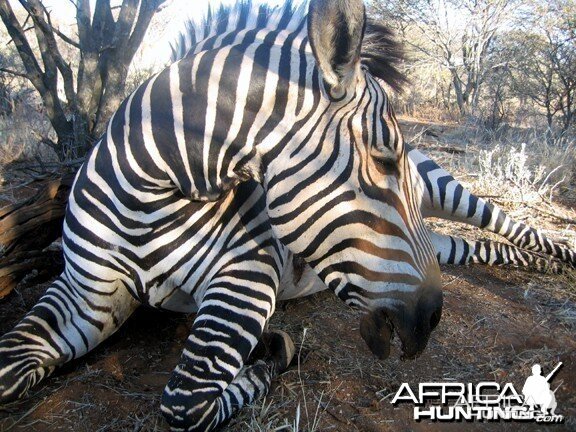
[253,330,295,373]
[534,257,562,274]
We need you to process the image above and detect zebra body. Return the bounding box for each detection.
[1,2,444,431]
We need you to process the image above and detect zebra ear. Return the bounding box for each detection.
[308,0,366,100]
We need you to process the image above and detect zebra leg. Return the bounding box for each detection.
[160,279,292,431]
[410,147,576,266]
[430,231,561,273]
[217,330,294,424]
[0,272,138,404]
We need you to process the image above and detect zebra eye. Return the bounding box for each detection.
[373,155,399,174]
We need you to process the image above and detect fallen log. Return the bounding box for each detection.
[0,250,64,299]
[0,174,73,299]
[0,174,74,257]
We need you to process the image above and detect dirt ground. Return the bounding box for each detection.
[1,264,575,432]
[1,120,576,431]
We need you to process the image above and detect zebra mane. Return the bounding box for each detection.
[170,0,406,92]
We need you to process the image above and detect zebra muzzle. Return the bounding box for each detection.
[359,294,443,361]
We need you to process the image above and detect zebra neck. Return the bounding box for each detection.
[102,19,324,204]
[151,45,321,203]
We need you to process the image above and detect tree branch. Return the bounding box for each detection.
[23,0,77,108]
[0,0,45,92]
[75,0,91,51]
[0,67,28,78]
[126,0,167,60]
[114,0,139,53]
[49,21,80,48]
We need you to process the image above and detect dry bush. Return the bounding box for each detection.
[476,140,573,203]
[0,101,57,182]
[433,123,576,205]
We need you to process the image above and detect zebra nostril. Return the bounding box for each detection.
[429,306,442,330]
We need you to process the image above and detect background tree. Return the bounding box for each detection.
[370,0,513,117]
[504,0,576,135]
[0,0,167,161]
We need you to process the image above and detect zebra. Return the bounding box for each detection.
[0,1,445,431]
[280,145,576,301]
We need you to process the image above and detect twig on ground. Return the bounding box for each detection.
[527,203,576,225]
[1,398,46,432]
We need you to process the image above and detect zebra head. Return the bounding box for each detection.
[262,0,443,360]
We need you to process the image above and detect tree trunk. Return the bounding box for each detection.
[451,72,468,117]
[0,0,166,161]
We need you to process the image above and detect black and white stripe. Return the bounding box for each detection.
[169,4,576,275]
[280,145,576,303]
[2,3,572,430]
